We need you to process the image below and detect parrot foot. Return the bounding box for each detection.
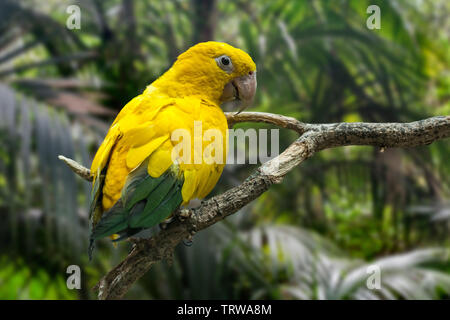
[177,208,192,221]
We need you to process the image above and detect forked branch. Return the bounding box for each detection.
[59,112,450,299]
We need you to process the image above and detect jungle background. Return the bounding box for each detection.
[0,0,449,300]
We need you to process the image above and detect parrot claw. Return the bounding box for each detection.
[159,209,192,230]
[183,239,193,246]
[183,234,194,246]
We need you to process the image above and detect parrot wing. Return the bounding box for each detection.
[88,135,185,259]
[88,100,192,258]
[88,95,171,226]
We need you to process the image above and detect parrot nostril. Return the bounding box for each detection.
[249,71,254,75]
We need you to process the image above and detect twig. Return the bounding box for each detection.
[226,111,306,134]
[58,155,92,181]
[58,112,450,299]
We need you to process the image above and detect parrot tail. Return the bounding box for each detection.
[88,160,184,259]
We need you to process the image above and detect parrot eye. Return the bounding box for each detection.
[215,55,233,73]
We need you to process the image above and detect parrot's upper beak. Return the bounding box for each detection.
[220,71,257,113]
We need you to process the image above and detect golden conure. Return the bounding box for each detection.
[88,42,257,258]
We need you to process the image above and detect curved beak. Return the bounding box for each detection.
[220,71,257,113]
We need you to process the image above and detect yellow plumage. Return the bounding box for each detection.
[88,42,256,248]
[92,95,228,209]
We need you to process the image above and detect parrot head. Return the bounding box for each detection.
[152,41,257,111]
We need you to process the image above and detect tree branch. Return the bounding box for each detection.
[58,155,92,181]
[58,112,450,299]
[226,111,306,134]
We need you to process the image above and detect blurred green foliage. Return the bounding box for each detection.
[0,0,449,299]
[0,256,77,299]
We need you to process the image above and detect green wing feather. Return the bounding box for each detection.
[88,159,184,259]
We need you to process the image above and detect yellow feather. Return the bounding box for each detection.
[147,139,174,178]
[110,234,119,248]
[196,167,223,199]
[90,127,121,177]
[181,169,198,203]
[126,134,168,169]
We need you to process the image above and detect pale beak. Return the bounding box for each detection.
[220,71,257,113]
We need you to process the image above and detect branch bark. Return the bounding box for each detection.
[59,112,450,299]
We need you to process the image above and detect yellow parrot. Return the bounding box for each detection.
[88,42,256,257]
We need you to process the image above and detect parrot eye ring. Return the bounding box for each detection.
[215,55,233,73]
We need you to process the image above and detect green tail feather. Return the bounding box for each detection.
[89,161,184,258]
